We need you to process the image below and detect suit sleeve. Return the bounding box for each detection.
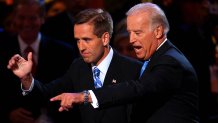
[93,55,184,108]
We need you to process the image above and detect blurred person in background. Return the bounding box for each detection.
[167,0,216,122]
[113,18,138,60]
[210,54,218,98]
[0,0,79,123]
[41,0,78,48]
[209,21,218,122]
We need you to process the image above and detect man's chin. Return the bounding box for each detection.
[83,58,92,63]
[136,54,144,60]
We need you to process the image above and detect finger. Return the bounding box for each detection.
[27,52,33,61]
[50,94,62,102]
[60,100,73,110]
[12,54,22,62]
[66,105,73,109]
[11,54,21,60]
[7,56,20,69]
[8,54,23,67]
[59,106,64,112]
[7,60,12,69]
[59,106,69,112]
[7,57,15,68]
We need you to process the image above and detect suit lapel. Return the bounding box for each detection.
[104,51,121,86]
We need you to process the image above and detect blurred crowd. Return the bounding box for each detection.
[0,0,218,123]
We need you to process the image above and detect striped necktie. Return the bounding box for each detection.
[93,66,102,88]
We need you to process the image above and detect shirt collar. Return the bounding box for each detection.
[156,38,167,51]
[92,46,113,76]
[19,33,41,56]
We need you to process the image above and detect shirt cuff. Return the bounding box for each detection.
[89,90,99,108]
[21,78,34,96]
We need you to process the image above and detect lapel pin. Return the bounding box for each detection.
[112,79,117,84]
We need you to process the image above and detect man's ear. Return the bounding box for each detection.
[101,32,110,46]
[154,25,164,39]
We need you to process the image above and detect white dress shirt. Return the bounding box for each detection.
[89,47,114,108]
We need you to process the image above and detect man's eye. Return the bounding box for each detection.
[83,38,91,42]
[135,32,140,35]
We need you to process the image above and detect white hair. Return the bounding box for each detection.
[126,2,170,35]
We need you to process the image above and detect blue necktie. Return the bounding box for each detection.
[140,60,149,78]
[93,67,102,88]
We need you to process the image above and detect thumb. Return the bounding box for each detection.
[27,52,33,62]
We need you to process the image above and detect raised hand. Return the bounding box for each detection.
[7,52,34,89]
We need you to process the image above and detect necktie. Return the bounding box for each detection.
[140,60,149,78]
[93,66,102,88]
[24,46,36,75]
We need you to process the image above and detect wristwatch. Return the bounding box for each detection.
[83,90,89,105]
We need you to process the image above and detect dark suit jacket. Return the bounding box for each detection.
[0,33,79,123]
[31,50,142,123]
[93,40,199,123]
